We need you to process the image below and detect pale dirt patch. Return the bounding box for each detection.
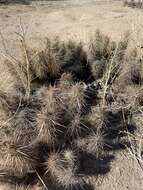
[0,0,143,55]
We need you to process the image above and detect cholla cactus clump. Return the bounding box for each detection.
[36,85,63,144]
[0,132,39,179]
[46,149,79,189]
[0,31,138,189]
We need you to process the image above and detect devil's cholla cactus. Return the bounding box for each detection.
[0,32,136,190]
[46,149,79,189]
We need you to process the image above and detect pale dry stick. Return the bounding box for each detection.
[15,18,31,101]
[131,17,143,85]
[0,29,31,97]
[0,52,27,90]
[15,184,31,190]
[125,131,143,172]
[138,134,143,161]
[102,43,119,107]
[21,40,31,101]
[126,133,140,172]
[0,31,8,54]
[1,95,22,128]
[125,131,143,141]
[35,170,49,190]
[127,143,143,169]
[110,64,121,84]
[0,30,24,65]
[19,19,31,101]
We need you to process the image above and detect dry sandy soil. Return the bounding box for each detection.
[0,0,143,54]
[0,0,143,190]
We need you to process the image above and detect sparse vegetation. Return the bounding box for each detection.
[124,0,143,9]
[0,29,142,190]
[0,0,30,5]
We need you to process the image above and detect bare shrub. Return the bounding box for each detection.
[89,30,129,83]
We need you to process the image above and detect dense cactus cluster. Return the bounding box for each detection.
[0,30,142,190]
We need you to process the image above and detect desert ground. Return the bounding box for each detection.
[0,1,143,190]
[0,0,143,55]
